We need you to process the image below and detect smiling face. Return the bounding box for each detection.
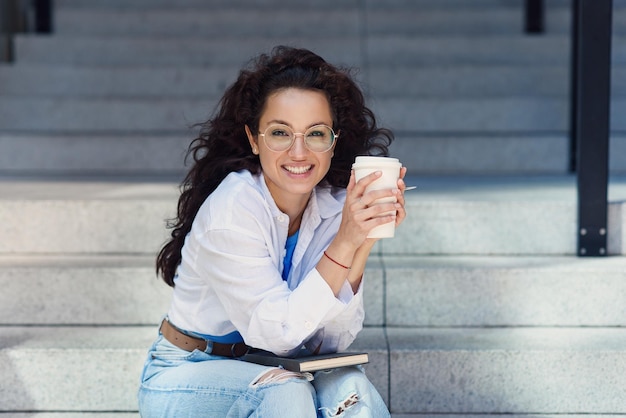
[246,88,335,213]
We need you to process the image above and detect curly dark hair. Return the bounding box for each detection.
[157,45,393,287]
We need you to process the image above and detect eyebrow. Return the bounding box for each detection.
[265,119,331,129]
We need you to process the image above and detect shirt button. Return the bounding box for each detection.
[304,321,313,330]
[278,215,286,222]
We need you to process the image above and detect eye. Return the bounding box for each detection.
[307,129,326,137]
[271,129,290,137]
[306,126,333,141]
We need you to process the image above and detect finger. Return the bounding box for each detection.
[397,175,407,192]
[362,188,400,206]
[362,201,398,219]
[354,171,382,194]
[393,187,407,225]
[350,197,364,211]
[395,200,406,224]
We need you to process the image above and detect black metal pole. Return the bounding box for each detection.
[524,0,544,34]
[34,0,52,33]
[575,0,613,257]
[569,0,579,172]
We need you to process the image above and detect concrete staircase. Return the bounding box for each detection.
[2,0,626,416]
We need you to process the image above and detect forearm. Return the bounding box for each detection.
[316,238,377,296]
[316,238,358,296]
[346,239,376,293]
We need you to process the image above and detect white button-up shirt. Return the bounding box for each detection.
[167,170,365,356]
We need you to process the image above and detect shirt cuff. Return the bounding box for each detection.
[336,279,357,304]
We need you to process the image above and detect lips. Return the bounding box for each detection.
[284,165,312,175]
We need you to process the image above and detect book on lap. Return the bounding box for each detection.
[242,350,369,372]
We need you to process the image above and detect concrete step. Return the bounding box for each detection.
[377,97,626,131]
[2,326,625,414]
[0,255,171,325]
[387,327,626,414]
[383,255,626,327]
[0,132,575,175]
[1,176,626,255]
[11,36,363,67]
[0,65,559,98]
[367,7,626,36]
[389,133,570,174]
[51,0,572,11]
[51,3,626,38]
[52,9,361,38]
[391,132,623,173]
[0,132,579,175]
[0,325,159,412]
[5,253,626,328]
[13,35,626,67]
[5,64,626,99]
[0,254,381,328]
[0,65,238,98]
[370,66,626,98]
[2,96,625,133]
[0,98,212,133]
[387,175,626,256]
[0,326,388,412]
[0,178,178,254]
[366,8,572,36]
[55,0,361,10]
[50,9,571,38]
[53,0,625,13]
[0,133,190,176]
[367,35,625,66]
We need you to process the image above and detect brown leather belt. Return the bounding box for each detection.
[160,319,250,358]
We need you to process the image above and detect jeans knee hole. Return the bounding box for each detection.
[320,392,359,417]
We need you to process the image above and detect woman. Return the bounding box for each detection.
[138,45,407,417]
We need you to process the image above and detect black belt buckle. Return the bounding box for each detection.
[231,343,250,358]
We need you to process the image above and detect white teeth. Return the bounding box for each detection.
[284,165,311,174]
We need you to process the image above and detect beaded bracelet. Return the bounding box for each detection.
[323,251,351,270]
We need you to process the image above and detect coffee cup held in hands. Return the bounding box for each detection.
[352,156,402,238]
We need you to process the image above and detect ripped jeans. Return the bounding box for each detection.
[138,335,390,418]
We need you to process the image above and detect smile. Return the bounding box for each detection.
[284,165,312,175]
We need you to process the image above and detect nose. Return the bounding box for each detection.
[288,133,308,157]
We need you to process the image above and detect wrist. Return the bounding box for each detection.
[323,251,351,270]
[324,241,357,270]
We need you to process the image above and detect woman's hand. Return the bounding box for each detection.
[335,167,408,250]
[319,167,409,296]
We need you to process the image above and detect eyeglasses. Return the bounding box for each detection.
[258,124,338,153]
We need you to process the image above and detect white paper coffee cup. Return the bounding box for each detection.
[352,156,402,238]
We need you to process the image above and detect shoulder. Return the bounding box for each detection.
[213,170,262,198]
[195,170,271,231]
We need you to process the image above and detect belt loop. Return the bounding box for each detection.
[204,339,214,355]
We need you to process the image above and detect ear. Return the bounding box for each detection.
[245,125,259,155]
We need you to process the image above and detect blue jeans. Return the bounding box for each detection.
[138,334,390,417]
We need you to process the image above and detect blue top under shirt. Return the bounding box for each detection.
[282,230,299,281]
[194,230,300,344]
